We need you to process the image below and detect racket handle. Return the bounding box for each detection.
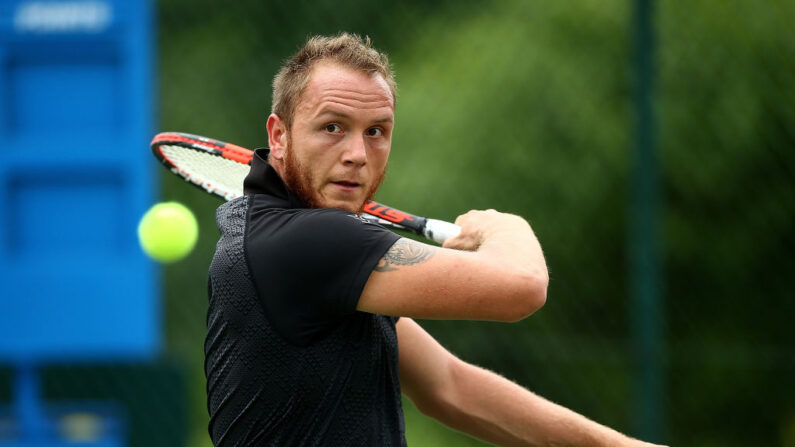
[423,219,461,245]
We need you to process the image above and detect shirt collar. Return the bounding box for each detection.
[243,148,307,208]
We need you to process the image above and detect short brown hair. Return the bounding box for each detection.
[271,33,396,129]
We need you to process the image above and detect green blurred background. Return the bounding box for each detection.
[9,0,793,446]
[158,0,794,446]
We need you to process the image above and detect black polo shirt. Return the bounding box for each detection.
[205,148,404,446]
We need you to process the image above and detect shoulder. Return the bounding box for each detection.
[296,209,393,242]
[249,205,390,241]
[245,204,399,266]
[215,196,249,236]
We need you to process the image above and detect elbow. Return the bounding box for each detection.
[504,270,548,322]
[413,393,448,420]
[411,359,466,421]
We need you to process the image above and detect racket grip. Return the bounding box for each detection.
[423,219,461,245]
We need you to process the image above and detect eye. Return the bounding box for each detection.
[366,127,384,137]
[324,123,342,133]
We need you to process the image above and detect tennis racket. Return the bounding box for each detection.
[150,132,461,244]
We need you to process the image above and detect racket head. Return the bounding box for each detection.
[151,132,254,201]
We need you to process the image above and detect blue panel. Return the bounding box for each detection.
[5,171,124,256]
[0,260,157,360]
[0,0,158,362]
[0,165,158,361]
[9,57,120,133]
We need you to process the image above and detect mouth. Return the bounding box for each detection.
[331,180,362,190]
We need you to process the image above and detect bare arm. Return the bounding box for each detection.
[397,318,667,447]
[358,210,548,321]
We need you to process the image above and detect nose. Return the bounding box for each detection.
[342,136,367,166]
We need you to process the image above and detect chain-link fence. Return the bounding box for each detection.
[3,1,793,446]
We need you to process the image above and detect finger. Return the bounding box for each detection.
[442,229,481,251]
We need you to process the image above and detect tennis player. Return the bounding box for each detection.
[205,33,666,447]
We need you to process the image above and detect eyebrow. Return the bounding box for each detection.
[316,109,393,124]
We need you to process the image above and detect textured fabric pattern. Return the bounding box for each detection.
[205,197,406,446]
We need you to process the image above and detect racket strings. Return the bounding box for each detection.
[160,144,249,201]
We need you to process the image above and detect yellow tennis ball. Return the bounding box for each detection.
[137,202,198,263]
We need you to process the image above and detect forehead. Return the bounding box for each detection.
[296,61,394,115]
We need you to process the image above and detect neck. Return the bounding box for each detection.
[268,157,286,179]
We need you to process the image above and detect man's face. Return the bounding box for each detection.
[271,61,394,214]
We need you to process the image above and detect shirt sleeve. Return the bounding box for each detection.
[246,207,401,346]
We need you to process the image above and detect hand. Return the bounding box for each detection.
[442,209,532,252]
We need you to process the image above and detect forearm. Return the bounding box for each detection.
[429,361,647,447]
[477,221,548,282]
[448,210,547,278]
[443,210,549,319]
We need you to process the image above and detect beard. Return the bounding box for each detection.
[281,133,386,214]
[282,140,322,209]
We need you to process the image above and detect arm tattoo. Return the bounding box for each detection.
[375,238,435,272]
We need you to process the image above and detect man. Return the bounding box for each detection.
[205,33,665,446]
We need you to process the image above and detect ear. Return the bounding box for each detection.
[266,113,288,160]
